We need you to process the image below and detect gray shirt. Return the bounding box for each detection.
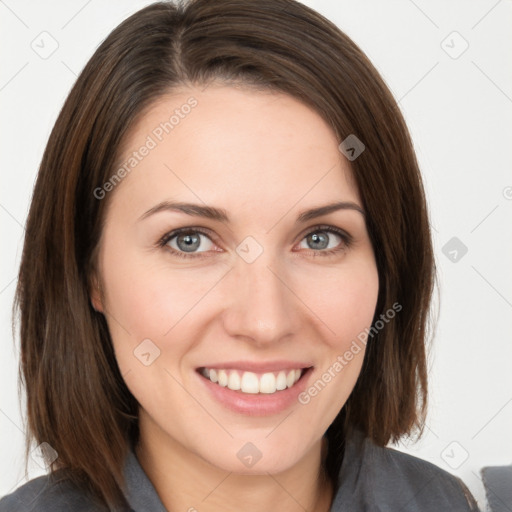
[0,429,480,511]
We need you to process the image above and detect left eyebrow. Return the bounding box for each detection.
[296,201,365,223]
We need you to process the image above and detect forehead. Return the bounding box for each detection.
[108,84,360,221]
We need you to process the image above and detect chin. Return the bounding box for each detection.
[191,434,315,476]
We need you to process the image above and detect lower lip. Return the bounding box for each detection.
[196,367,314,416]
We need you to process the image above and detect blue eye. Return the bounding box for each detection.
[296,226,352,257]
[300,230,341,251]
[171,232,212,253]
[158,225,352,259]
[160,229,214,257]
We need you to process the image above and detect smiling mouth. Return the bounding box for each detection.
[197,367,312,395]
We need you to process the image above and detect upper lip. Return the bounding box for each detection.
[197,360,314,373]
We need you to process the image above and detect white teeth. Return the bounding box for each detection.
[276,371,287,390]
[228,371,241,391]
[241,372,259,394]
[218,369,228,387]
[259,372,276,394]
[201,367,304,394]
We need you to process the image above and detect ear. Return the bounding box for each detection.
[89,272,104,313]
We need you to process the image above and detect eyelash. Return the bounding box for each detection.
[156,225,353,260]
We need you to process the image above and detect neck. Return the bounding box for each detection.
[135,414,334,512]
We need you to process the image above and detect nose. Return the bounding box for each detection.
[220,253,299,346]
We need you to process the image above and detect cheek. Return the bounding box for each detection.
[99,248,229,368]
[293,257,378,421]
[301,256,379,347]
[330,279,379,344]
[98,258,228,418]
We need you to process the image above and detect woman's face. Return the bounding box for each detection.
[92,84,379,474]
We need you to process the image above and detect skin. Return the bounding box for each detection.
[91,84,379,512]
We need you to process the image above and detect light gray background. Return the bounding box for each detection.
[1,1,511,509]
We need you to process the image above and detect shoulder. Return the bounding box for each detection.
[332,429,481,512]
[0,472,110,512]
[369,441,480,510]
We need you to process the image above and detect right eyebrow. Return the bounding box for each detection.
[138,201,229,223]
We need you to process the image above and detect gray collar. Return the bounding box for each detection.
[123,450,167,512]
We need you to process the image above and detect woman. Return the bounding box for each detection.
[0,0,480,511]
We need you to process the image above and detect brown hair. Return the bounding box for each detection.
[15,0,434,508]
